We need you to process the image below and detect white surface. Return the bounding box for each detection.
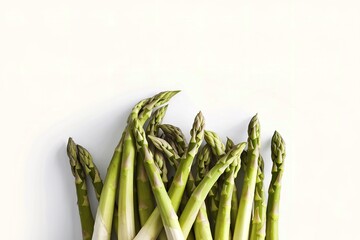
[0,1,359,239]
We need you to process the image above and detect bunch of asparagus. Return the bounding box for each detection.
[66,91,286,240]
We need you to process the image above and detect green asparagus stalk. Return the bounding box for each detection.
[67,138,94,240]
[77,145,103,200]
[92,132,125,240]
[146,105,169,136]
[137,105,169,226]
[159,124,187,156]
[134,112,205,240]
[165,136,181,156]
[226,138,239,233]
[233,114,261,240]
[149,132,186,240]
[193,145,213,240]
[215,151,242,240]
[92,91,178,240]
[250,156,266,240]
[265,131,286,240]
[154,149,168,187]
[179,142,247,238]
[118,91,179,240]
[204,130,226,156]
[148,135,180,169]
[225,137,235,152]
[133,119,184,240]
[93,97,147,240]
[77,144,121,234]
[204,130,226,232]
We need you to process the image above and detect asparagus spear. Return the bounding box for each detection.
[154,149,168,187]
[204,130,226,156]
[146,105,168,136]
[233,114,261,240]
[265,131,286,240]
[215,150,242,240]
[93,97,147,240]
[133,119,184,240]
[179,142,247,238]
[67,138,94,240]
[226,138,239,233]
[118,91,179,240]
[250,156,266,240]
[77,145,103,200]
[137,105,168,226]
[134,112,205,240]
[77,144,122,235]
[148,135,180,169]
[159,124,187,156]
[148,135,182,240]
[93,91,178,240]
[204,130,226,232]
[92,131,125,240]
[193,145,213,240]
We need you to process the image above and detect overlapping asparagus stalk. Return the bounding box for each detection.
[204,130,226,232]
[193,145,213,240]
[234,114,261,240]
[133,119,184,240]
[77,145,103,200]
[226,138,240,233]
[92,91,179,240]
[250,155,266,240]
[137,105,168,226]
[215,146,242,240]
[265,131,286,240]
[179,142,247,238]
[118,91,179,240]
[134,112,205,240]
[67,138,94,240]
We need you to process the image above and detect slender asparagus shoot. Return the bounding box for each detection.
[204,130,226,232]
[225,137,239,233]
[204,130,226,156]
[154,149,168,187]
[179,142,247,238]
[159,124,187,156]
[77,145,103,200]
[265,131,286,240]
[67,138,94,240]
[118,91,179,240]
[215,150,242,240]
[93,98,149,240]
[148,135,181,240]
[133,119,184,240]
[233,114,261,240]
[225,137,235,152]
[134,112,205,240]
[146,105,169,136]
[194,145,213,240]
[92,132,125,240]
[137,105,169,226]
[250,156,266,240]
[148,135,180,169]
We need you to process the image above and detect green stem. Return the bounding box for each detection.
[215,154,241,240]
[134,119,184,240]
[249,156,266,240]
[233,114,260,240]
[265,131,286,240]
[134,112,205,240]
[179,143,246,238]
[67,138,94,240]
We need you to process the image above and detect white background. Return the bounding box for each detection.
[1,0,359,239]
